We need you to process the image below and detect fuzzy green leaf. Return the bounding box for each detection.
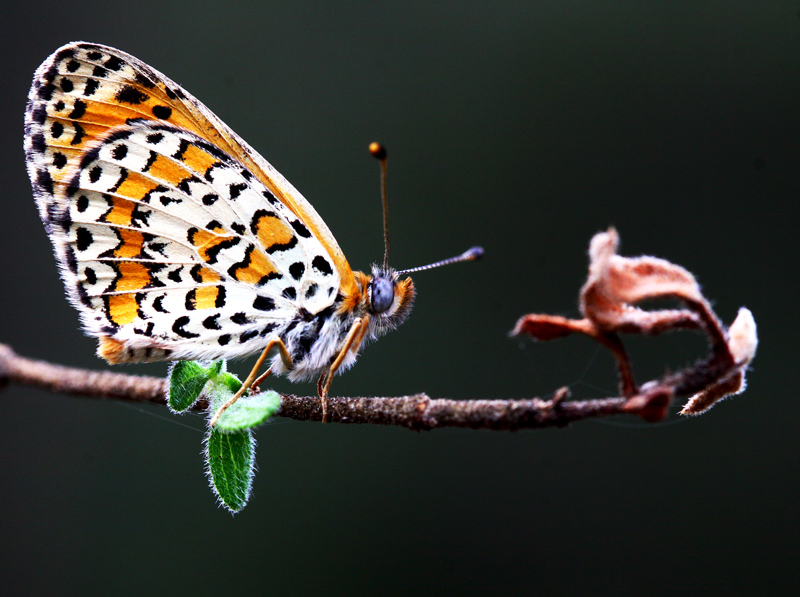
[213,390,281,431]
[215,371,243,394]
[206,427,254,513]
[167,361,211,412]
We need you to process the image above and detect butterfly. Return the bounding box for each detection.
[24,42,482,423]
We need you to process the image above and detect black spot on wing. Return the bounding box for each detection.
[64,248,78,274]
[260,323,278,337]
[215,286,226,308]
[36,83,55,103]
[229,182,247,199]
[184,290,198,311]
[289,262,305,281]
[84,267,97,285]
[112,144,128,161]
[31,104,48,125]
[240,329,259,343]
[115,85,149,105]
[154,296,168,313]
[172,316,199,338]
[31,132,46,154]
[203,314,221,330]
[134,72,156,89]
[253,295,275,311]
[55,204,72,233]
[231,312,251,325]
[71,123,85,145]
[52,152,67,169]
[83,79,99,97]
[104,55,124,71]
[312,256,333,276]
[68,99,87,119]
[290,220,312,238]
[36,168,53,195]
[151,105,172,119]
[42,62,59,84]
[75,227,93,251]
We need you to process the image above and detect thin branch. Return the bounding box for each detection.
[0,343,641,430]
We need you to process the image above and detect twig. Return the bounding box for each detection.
[0,343,639,430]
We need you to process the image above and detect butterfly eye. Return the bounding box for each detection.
[370,277,394,314]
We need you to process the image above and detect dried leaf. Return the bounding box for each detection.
[581,229,703,333]
[680,371,746,416]
[511,315,591,340]
[727,307,758,365]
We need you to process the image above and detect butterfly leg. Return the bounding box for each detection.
[317,316,370,422]
[209,338,293,427]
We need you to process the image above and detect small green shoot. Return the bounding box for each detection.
[167,359,281,512]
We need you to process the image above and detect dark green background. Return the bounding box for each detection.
[1,2,797,594]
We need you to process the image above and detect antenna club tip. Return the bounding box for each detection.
[369,142,387,160]
[464,246,485,261]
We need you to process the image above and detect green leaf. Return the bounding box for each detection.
[213,390,281,432]
[167,361,211,412]
[215,371,243,394]
[205,427,254,513]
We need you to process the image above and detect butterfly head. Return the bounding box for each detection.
[366,265,416,332]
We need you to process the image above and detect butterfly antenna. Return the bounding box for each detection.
[398,246,484,275]
[369,142,390,270]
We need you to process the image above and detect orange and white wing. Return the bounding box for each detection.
[24,42,354,362]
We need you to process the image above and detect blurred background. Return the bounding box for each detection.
[0,2,797,594]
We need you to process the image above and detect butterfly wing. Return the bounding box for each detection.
[25,42,353,362]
